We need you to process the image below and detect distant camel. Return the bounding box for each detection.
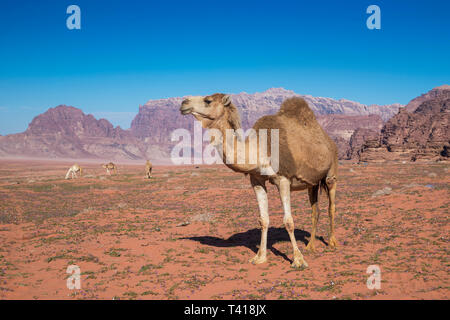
[145,160,152,179]
[102,162,117,175]
[180,94,338,268]
[65,164,82,179]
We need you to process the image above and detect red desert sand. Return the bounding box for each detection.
[0,159,448,300]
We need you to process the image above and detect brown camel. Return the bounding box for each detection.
[102,162,117,175]
[145,160,152,179]
[180,94,338,268]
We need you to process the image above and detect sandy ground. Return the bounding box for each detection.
[0,159,448,300]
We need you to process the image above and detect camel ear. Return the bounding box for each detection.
[222,95,232,106]
[227,104,242,132]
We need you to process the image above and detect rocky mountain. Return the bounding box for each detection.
[404,85,450,112]
[0,106,164,160]
[346,128,380,160]
[359,86,450,162]
[0,88,404,161]
[131,88,401,160]
[316,114,383,159]
[132,88,400,135]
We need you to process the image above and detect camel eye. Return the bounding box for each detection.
[204,99,212,105]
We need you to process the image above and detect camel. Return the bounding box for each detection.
[180,94,338,268]
[102,162,117,175]
[145,160,153,179]
[65,164,82,179]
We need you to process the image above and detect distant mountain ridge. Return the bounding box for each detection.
[404,85,450,112]
[359,85,450,162]
[0,87,406,161]
[0,105,165,160]
[130,88,402,159]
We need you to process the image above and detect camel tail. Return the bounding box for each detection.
[278,97,317,123]
[319,177,329,198]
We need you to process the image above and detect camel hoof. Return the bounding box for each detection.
[291,258,308,269]
[305,242,316,253]
[249,254,267,265]
[328,236,338,249]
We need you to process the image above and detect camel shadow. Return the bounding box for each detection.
[181,227,328,263]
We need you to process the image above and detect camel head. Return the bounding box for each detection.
[180,93,241,130]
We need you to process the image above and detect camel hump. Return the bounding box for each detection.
[278,97,316,123]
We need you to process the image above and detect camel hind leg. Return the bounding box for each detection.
[305,185,320,252]
[327,179,338,249]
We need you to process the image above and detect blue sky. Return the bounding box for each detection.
[0,0,449,134]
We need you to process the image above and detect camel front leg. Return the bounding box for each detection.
[249,176,269,264]
[306,186,320,252]
[278,177,308,268]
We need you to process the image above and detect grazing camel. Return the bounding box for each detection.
[102,162,117,175]
[145,160,153,179]
[180,94,338,268]
[65,164,82,179]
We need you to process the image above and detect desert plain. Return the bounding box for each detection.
[0,159,448,300]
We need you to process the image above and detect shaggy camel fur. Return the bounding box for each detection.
[65,164,82,179]
[145,160,153,179]
[180,94,338,268]
[102,162,117,175]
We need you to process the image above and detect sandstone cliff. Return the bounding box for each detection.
[359,86,449,162]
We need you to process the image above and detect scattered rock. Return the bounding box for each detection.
[117,202,127,209]
[191,213,215,223]
[80,208,92,214]
[27,179,35,183]
[425,184,435,189]
[371,187,392,198]
[191,172,200,177]
[402,183,420,189]
[177,221,190,227]
[428,172,437,178]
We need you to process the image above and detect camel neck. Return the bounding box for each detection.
[208,117,256,173]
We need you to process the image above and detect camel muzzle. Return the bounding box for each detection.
[180,101,192,114]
